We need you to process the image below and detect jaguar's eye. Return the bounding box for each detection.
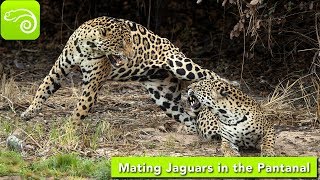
[119,41,126,49]
[220,88,228,97]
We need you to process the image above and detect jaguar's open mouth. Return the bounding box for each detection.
[188,95,201,110]
[108,54,127,67]
[187,90,201,110]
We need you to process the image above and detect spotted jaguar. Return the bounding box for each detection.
[188,79,275,156]
[21,16,235,133]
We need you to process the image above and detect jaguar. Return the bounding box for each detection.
[21,16,235,133]
[188,79,275,156]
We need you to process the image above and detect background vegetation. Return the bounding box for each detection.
[1,0,320,91]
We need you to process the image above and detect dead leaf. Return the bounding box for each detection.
[222,0,228,6]
[230,20,245,39]
[250,0,261,5]
[309,2,314,10]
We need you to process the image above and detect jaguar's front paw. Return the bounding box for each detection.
[261,148,276,156]
[222,146,240,156]
[221,140,240,156]
[223,150,240,157]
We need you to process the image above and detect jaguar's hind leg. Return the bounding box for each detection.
[21,54,72,120]
[141,71,197,133]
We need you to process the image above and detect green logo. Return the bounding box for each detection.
[1,0,40,40]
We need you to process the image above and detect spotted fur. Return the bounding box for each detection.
[188,79,275,156]
[21,16,232,133]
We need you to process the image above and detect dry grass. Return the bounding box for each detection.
[0,63,319,160]
[0,75,21,114]
[261,74,319,126]
[255,9,320,126]
[0,74,122,156]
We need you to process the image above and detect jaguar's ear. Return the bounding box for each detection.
[118,21,131,32]
[219,88,229,97]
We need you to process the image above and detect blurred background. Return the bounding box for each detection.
[0,0,320,93]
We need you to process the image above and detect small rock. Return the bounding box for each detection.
[14,59,26,69]
[6,135,23,152]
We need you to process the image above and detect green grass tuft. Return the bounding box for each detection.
[0,150,111,179]
[0,151,25,176]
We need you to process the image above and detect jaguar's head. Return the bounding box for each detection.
[96,21,135,67]
[187,79,230,111]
